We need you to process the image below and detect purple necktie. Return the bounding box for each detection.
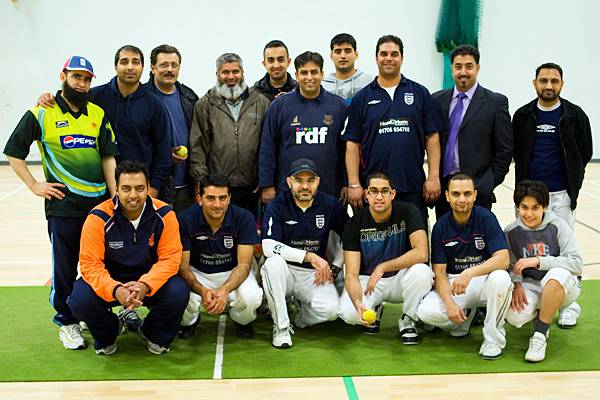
[443,92,468,177]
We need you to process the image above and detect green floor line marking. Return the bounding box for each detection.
[343,376,359,400]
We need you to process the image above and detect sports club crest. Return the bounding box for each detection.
[323,114,333,125]
[404,92,414,105]
[474,237,485,250]
[316,215,325,229]
[224,236,234,249]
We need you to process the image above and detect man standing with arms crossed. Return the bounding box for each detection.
[4,56,117,350]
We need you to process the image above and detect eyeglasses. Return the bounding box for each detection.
[367,187,392,197]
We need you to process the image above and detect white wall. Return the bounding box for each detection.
[1,0,598,160]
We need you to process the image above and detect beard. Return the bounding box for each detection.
[537,88,561,103]
[62,81,91,110]
[216,79,248,102]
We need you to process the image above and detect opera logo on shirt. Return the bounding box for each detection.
[60,134,97,149]
[295,127,328,144]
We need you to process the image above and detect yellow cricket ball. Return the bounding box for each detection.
[362,309,377,324]
[176,146,188,157]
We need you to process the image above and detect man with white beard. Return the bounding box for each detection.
[189,53,270,214]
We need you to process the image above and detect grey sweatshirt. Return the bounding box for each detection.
[504,210,583,283]
[322,69,373,102]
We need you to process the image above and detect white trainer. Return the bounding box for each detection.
[449,308,477,338]
[147,340,169,355]
[479,340,502,360]
[272,325,294,349]
[95,343,117,355]
[59,324,86,350]
[525,331,547,362]
[558,302,581,329]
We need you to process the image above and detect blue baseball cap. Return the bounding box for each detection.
[62,55,96,78]
[288,158,319,177]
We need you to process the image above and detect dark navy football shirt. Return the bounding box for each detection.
[529,105,567,191]
[178,203,258,274]
[258,88,347,196]
[262,191,348,269]
[343,201,425,277]
[342,75,441,192]
[431,206,507,274]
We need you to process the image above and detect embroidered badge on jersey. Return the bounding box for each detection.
[474,236,486,250]
[291,115,301,126]
[224,236,234,249]
[404,92,414,105]
[323,114,333,125]
[55,120,69,128]
[316,215,325,229]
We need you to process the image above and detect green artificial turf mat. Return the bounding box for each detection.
[1,282,598,382]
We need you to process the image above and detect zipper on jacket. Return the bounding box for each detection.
[133,231,137,243]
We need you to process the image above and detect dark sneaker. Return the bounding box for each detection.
[179,318,200,340]
[234,321,254,339]
[362,304,384,334]
[398,315,420,345]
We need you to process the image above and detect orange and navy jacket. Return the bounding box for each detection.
[79,196,182,302]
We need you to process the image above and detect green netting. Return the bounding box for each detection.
[436,0,483,88]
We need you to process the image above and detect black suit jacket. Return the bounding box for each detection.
[432,84,513,204]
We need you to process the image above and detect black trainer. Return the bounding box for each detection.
[362,304,384,334]
[234,322,254,339]
[179,318,200,339]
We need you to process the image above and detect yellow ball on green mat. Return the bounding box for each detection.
[362,309,377,324]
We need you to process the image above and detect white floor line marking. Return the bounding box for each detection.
[0,261,49,264]
[580,190,600,201]
[212,314,227,380]
[0,184,25,201]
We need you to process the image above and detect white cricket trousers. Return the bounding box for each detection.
[506,267,581,328]
[338,263,433,325]
[182,269,263,326]
[417,270,513,348]
[261,255,339,329]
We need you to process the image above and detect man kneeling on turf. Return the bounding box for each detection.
[339,171,433,344]
[177,173,263,339]
[417,173,513,360]
[68,160,189,355]
[261,158,348,349]
[505,180,583,362]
